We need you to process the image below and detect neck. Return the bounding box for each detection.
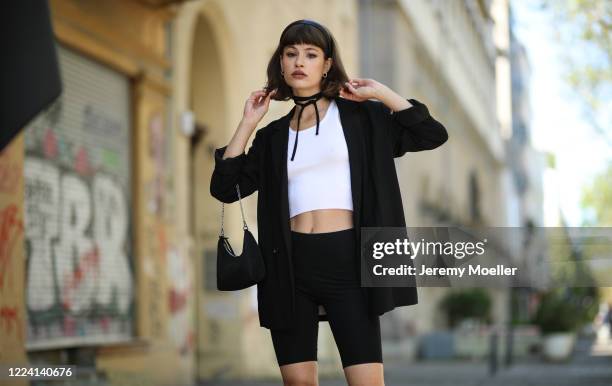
[293,97,330,118]
[292,87,322,98]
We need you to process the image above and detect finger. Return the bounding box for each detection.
[250,94,263,103]
[264,89,276,98]
[345,82,358,93]
[340,88,356,101]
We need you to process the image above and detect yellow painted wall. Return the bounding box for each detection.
[0,134,28,386]
[1,1,195,385]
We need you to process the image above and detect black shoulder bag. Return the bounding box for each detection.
[217,183,265,291]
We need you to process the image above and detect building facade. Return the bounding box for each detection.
[0,0,546,383]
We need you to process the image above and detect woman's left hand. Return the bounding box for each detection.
[339,78,386,102]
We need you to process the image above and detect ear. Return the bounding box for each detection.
[325,58,332,73]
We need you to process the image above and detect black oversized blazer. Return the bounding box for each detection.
[210,95,448,330]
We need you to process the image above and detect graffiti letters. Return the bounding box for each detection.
[25,157,133,315]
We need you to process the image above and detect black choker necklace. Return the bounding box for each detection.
[289,91,325,161]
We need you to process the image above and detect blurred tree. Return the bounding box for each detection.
[581,161,612,226]
[538,0,612,146]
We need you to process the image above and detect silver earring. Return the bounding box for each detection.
[322,72,328,79]
[281,70,284,75]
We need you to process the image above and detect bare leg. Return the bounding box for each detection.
[279,361,319,386]
[344,362,384,386]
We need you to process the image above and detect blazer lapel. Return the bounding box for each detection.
[270,107,295,292]
[335,96,363,233]
[270,106,294,181]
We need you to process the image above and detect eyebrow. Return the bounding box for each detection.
[286,46,319,51]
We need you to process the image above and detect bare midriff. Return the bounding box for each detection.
[290,209,354,234]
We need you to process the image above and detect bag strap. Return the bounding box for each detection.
[220,183,248,237]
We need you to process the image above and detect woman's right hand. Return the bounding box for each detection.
[242,88,277,126]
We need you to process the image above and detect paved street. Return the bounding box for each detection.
[199,336,612,386]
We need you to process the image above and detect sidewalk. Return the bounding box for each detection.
[199,336,612,386]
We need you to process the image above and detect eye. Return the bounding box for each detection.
[285,52,318,58]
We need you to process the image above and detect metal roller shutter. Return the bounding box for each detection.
[24,45,134,350]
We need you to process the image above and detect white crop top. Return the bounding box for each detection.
[287,99,353,218]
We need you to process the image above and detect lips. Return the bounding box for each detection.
[291,72,306,77]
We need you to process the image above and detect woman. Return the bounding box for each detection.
[210,19,448,386]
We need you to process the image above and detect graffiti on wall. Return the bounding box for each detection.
[143,221,165,339]
[0,204,24,291]
[167,246,194,356]
[24,157,133,346]
[0,138,26,354]
[143,109,193,351]
[0,146,25,293]
[0,306,22,342]
[0,144,25,355]
[22,48,135,346]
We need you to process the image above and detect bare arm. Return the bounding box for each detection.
[221,119,258,159]
[210,88,277,203]
[222,88,277,159]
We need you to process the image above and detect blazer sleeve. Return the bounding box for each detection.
[373,98,449,158]
[209,128,264,203]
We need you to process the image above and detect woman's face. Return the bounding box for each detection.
[280,43,332,97]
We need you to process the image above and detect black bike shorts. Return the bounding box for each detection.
[270,227,382,368]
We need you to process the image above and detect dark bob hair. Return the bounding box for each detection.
[265,20,350,101]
